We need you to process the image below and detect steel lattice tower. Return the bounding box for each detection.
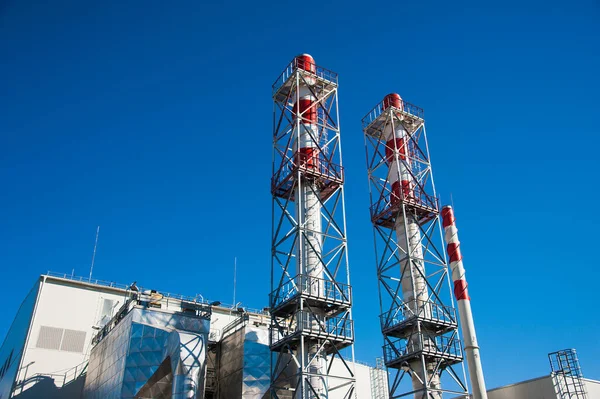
[362,94,468,398]
[270,54,355,399]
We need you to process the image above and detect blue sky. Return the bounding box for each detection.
[1,0,599,391]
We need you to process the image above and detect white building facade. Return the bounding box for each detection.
[0,274,387,398]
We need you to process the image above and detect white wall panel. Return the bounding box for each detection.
[18,277,128,387]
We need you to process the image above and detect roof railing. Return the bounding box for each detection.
[45,271,267,315]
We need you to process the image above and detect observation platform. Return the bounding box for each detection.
[270,274,352,318]
[380,301,457,338]
[272,57,338,104]
[271,160,344,202]
[370,189,439,229]
[361,97,424,138]
[270,310,354,355]
[383,333,463,370]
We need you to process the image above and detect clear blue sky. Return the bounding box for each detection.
[1,0,598,391]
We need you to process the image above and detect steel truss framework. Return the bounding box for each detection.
[270,57,355,399]
[362,99,468,398]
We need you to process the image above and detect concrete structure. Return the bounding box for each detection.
[362,95,468,398]
[0,273,385,399]
[270,54,355,398]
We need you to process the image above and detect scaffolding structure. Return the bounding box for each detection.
[370,357,388,399]
[549,349,587,399]
[361,94,468,398]
[270,55,355,398]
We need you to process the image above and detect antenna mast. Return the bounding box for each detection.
[89,226,100,281]
[233,257,237,307]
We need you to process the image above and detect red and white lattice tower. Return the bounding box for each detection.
[270,55,355,399]
[362,94,468,398]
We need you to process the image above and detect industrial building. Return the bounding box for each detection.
[1,274,597,399]
[1,54,598,399]
[0,273,385,398]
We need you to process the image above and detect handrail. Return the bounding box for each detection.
[270,274,352,309]
[45,271,267,315]
[383,334,462,364]
[272,56,338,94]
[12,360,88,394]
[271,310,353,345]
[381,300,456,331]
[361,97,424,129]
[370,184,439,221]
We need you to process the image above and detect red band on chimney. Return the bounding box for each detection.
[383,93,402,110]
[441,206,455,228]
[453,279,470,301]
[447,243,463,263]
[295,54,316,73]
[296,147,319,169]
[294,99,317,124]
[391,180,411,204]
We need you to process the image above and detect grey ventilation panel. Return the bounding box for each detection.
[36,326,87,353]
[36,326,64,350]
[60,329,87,353]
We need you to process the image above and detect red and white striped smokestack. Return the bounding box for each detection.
[293,53,325,399]
[294,54,318,170]
[382,93,411,203]
[383,94,440,397]
[441,206,488,399]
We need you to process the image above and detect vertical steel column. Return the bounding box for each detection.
[270,55,355,399]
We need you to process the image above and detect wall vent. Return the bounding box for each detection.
[36,326,63,350]
[60,329,86,353]
[36,326,87,353]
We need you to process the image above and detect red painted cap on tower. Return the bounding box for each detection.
[383,93,402,110]
[295,53,316,73]
[441,205,456,228]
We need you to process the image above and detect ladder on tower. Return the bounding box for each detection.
[548,349,587,399]
[370,357,387,399]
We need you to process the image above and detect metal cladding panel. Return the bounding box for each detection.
[83,307,210,399]
[84,310,132,399]
[131,308,209,333]
[241,326,270,398]
[121,323,171,398]
[218,327,244,398]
